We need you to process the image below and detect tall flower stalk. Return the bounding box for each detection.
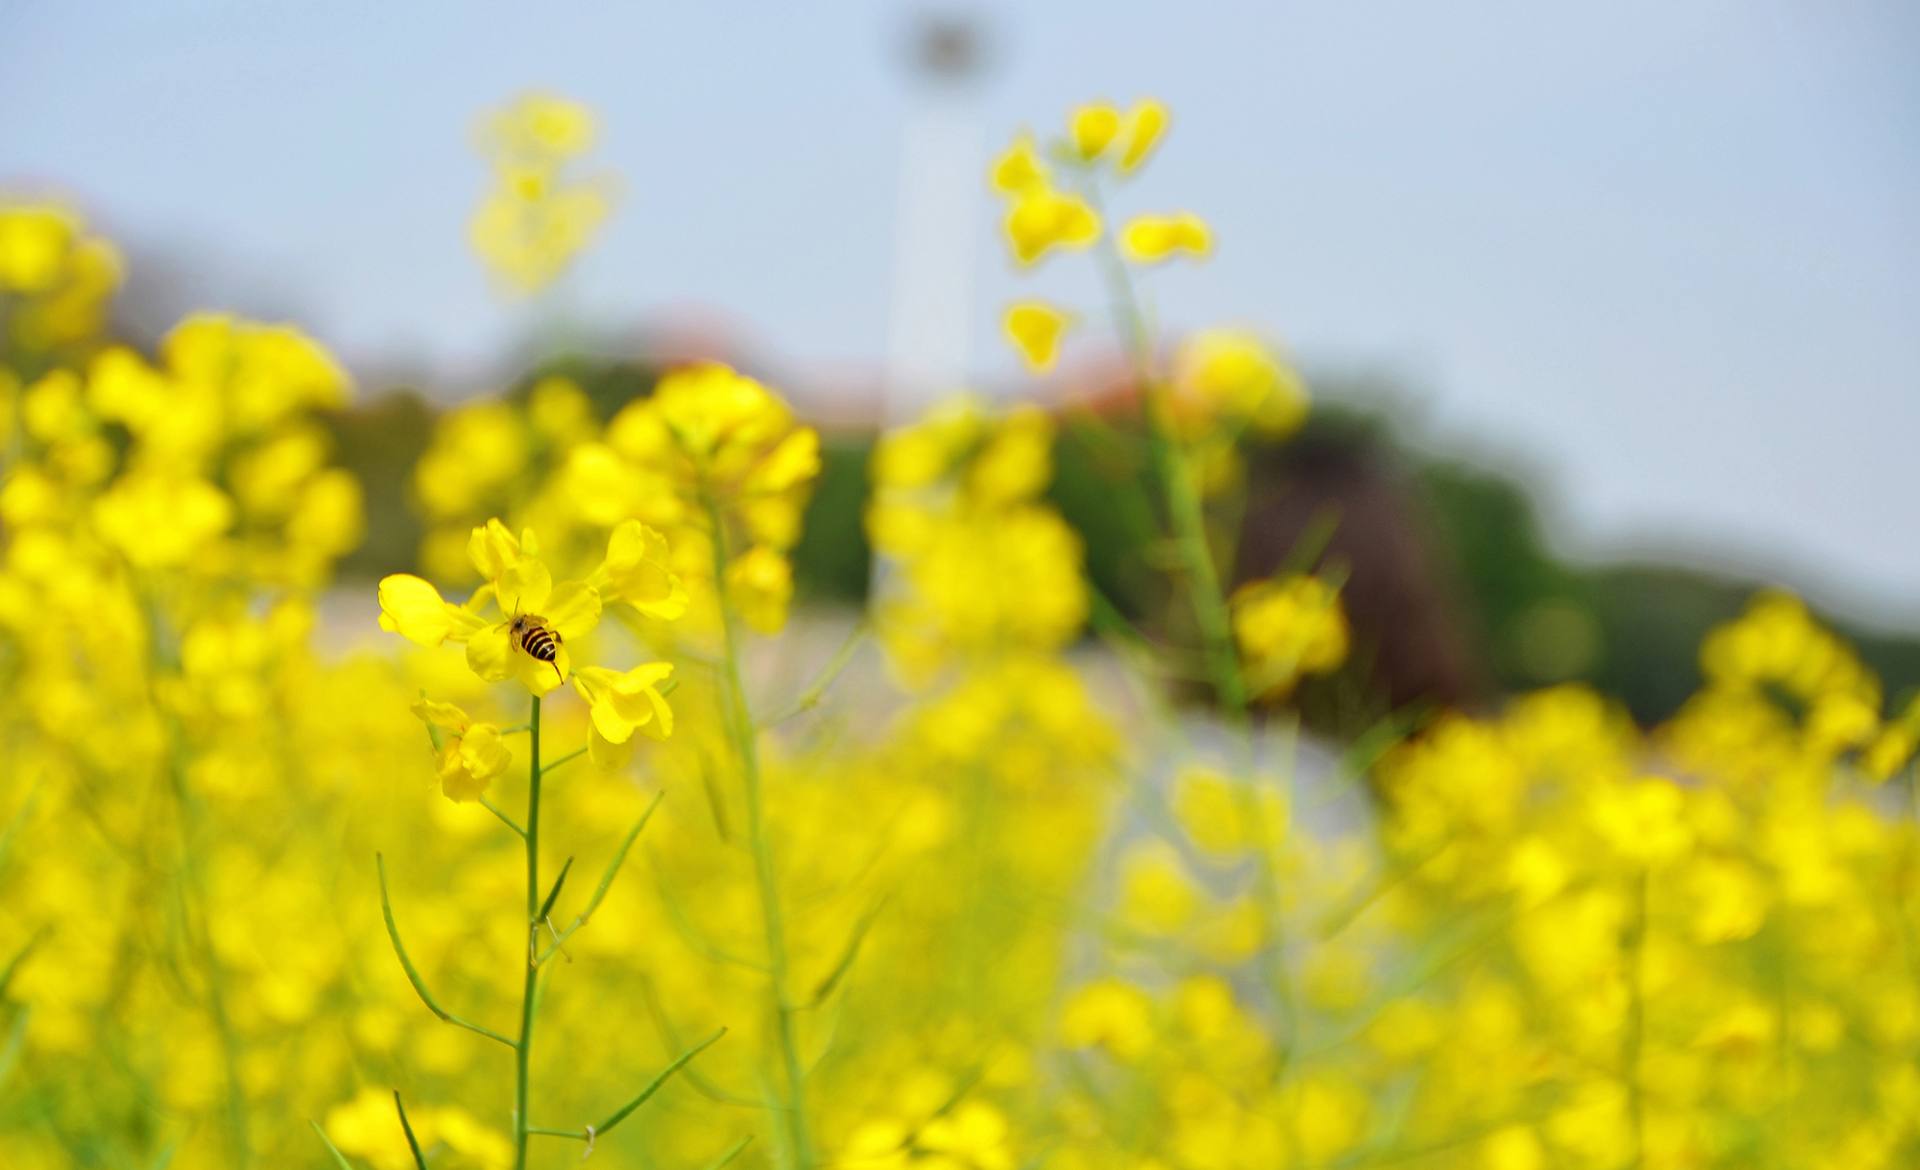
[704,490,814,1169]
[369,517,719,1167]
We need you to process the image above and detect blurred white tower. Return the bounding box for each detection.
[883,12,990,424]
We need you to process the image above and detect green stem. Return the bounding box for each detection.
[1090,201,1300,1098]
[540,745,588,777]
[513,695,544,1170]
[703,491,814,1170]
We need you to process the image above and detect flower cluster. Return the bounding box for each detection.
[469,93,614,294]
[6,91,1918,1170]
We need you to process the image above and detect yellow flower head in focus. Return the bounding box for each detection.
[1232,573,1349,697]
[379,518,683,695]
[411,699,513,803]
[1121,213,1212,264]
[572,661,675,769]
[1003,301,1073,373]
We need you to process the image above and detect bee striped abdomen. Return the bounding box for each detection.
[515,616,560,662]
[520,627,559,661]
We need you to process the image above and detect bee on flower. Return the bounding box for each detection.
[379,517,683,697]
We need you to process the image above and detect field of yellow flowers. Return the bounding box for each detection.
[2,94,1918,1170]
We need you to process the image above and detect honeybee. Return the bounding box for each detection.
[509,612,565,683]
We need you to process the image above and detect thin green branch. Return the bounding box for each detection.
[309,1120,358,1170]
[512,694,545,1170]
[704,488,815,1168]
[700,1135,755,1170]
[761,622,868,727]
[592,1026,728,1136]
[393,1091,427,1170]
[798,897,888,1010]
[375,853,515,1050]
[537,856,574,924]
[479,795,527,838]
[536,789,665,965]
[540,745,588,777]
[639,975,762,1108]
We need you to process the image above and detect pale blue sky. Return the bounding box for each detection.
[3,1,1917,621]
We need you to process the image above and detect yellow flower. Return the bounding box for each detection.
[379,518,611,695]
[1174,328,1309,437]
[1060,979,1154,1062]
[411,699,513,802]
[480,91,597,159]
[92,472,234,569]
[1003,301,1072,372]
[1120,213,1212,264]
[0,205,76,293]
[1118,99,1169,174]
[1003,186,1101,266]
[1232,574,1349,696]
[990,133,1049,195]
[726,544,794,634]
[572,662,674,769]
[1069,103,1123,161]
[589,519,689,619]
[470,92,613,295]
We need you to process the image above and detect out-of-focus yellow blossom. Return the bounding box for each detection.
[1069,103,1124,161]
[1231,573,1349,696]
[1117,99,1169,174]
[990,133,1050,196]
[588,518,690,620]
[1002,185,1102,267]
[0,204,124,350]
[411,698,513,802]
[1120,213,1212,264]
[469,92,613,294]
[92,471,234,569]
[1174,328,1309,438]
[0,204,74,291]
[1060,979,1154,1062]
[1003,301,1072,372]
[725,542,795,634]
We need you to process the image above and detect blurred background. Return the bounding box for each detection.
[3,0,1916,723]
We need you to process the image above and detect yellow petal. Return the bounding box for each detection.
[592,520,689,621]
[990,133,1049,195]
[378,575,459,646]
[498,558,552,616]
[543,581,602,641]
[514,640,569,695]
[465,623,515,682]
[1004,302,1072,373]
[1120,213,1211,264]
[1070,103,1122,161]
[587,723,634,771]
[1004,188,1102,267]
[1118,99,1169,174]
[409,698,470,734]
[467,518,523,582]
